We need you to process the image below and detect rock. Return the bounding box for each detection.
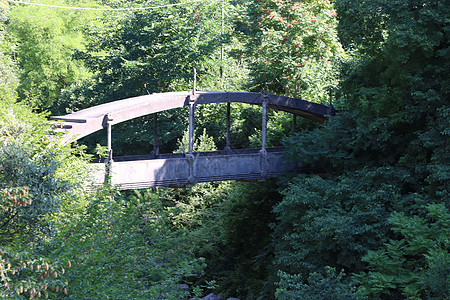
[201,293,222,300]
[177,283,189,292]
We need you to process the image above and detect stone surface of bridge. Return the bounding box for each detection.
[51,91,332,189]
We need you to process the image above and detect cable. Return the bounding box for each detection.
[5,0,203,11]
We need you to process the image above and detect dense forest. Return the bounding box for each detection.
[0,0,448,299]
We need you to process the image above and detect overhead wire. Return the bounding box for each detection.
[4,0,203,11]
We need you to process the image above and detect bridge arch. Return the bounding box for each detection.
[51,91,333,143]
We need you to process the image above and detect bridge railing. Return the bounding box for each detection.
[87,148,308,190]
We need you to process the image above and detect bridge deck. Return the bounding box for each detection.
[88,148,309,190]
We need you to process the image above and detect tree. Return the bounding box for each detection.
[272,0,449,298]
[358,204,449,300]
[169,179,282,299]
[0,96,90,245]
[276,267,364,300]
[1,6,91,292]
[7,0,93,111]
[48,188,208,299]
[0,0,18,104]
[233,0,343,102]
[56,0,236,155]
[0,88,83,300]
[66,0,224,105]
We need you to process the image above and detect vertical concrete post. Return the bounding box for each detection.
[189,68,196,155]
[260,94,268,179]
[188,98,195,155]
[261,94,268,152]
[187,99,196,185]
[187,68,197,185]
[107,115,113,160]
[153,113,159,157]
[225,101,231,152]
[187,97,196,184]
[104,114,114,184]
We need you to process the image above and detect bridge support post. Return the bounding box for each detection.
[261,95,268,152]
[187,93,197,185]
[104,114,114,184]
[151,113,159,158]
[188,97,195,155]
[260,94,268,179]
[225,101,232,153]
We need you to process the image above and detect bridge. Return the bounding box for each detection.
[50,91,333,189]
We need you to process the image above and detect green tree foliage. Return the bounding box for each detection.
[333,0,450,203]
[0,96,90,245]
[276,267,364,300]
[50,189,206,299]
[358,204,450,300]
[336,0,449,117]
[177,127,218,153]
[0,0,18,104]
[7,0,93,111]
[273,0,449,298]
[65,0,224,107]
[0,11,90,292]
[233,0,343,101]
[189,180,283,299]
[0,50,18,103]
[273,170,395,275]
[0,98,83,299]
[1,243,70,299]
[58,0,235,156]
[149,180,233,297]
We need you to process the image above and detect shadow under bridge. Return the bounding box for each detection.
[51,91,334,189]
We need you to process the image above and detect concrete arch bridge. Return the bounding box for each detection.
[51,91,333,189]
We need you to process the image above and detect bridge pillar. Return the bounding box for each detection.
[105,114,113,161]
[187,94,197,185]
[225,101,232,153]
[151,113,159,158]
[260,94,268,179]
[188,95,195,155]
[104,113,114,184]
[261,94,268,152]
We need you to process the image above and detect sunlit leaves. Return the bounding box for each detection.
[0,248,70,299]
[7,0,93,111]
[77,0,224,103]
[50,189,205,299]
[233,0,343,102]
